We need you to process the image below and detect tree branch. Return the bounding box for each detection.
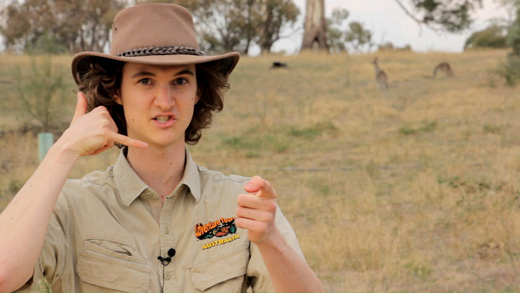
[392,0,443,35]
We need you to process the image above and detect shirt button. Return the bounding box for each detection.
[165,273,171,280]
[164,227,169,234]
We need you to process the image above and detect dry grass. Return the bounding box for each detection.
[1,50,520,292]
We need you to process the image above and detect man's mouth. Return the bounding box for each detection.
[154,115,172,123]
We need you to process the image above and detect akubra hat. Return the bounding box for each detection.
[71,3,240,84]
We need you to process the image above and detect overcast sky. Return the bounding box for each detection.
[268,0,511,55]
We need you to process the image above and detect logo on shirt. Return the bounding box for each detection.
[201,234,240,250]
[195,217,237,240]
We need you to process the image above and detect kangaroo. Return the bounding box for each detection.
[433,62,454,78]
[372,57,388,89]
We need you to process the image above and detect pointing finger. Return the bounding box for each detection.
[110,132,148,149]
[72,92,88,122]
[244,176,277,199]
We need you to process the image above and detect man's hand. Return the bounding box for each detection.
[61,92,147,156]
[235,176,278,245]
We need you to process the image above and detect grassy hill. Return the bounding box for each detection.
[1,50,519,291]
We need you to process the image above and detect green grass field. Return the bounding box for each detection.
[1,50,520,291]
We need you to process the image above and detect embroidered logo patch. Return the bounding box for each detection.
[195,217,240,250]
[195,217,237,240]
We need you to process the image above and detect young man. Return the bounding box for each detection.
[0,3,322,292]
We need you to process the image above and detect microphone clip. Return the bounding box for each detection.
[158,255,171,266]
[158,248,176,266]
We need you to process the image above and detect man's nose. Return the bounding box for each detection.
[154,84,175,109]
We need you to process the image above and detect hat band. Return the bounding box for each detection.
[117,46,205,57]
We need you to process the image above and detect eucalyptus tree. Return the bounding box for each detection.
[301,0,485,53]
[1,0,129,53]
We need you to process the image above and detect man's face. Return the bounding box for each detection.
[117,62,199,148]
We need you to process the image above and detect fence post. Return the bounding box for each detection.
[38,132,54,161]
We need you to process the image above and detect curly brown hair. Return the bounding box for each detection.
[76,58,229,145]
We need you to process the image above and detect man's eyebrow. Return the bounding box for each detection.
[176,68,195,76]
[131,71,155,78]
[130,67,195,78]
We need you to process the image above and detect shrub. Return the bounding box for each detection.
[495,55,520,86]
[10,55,69,132]
[464,25,508,50]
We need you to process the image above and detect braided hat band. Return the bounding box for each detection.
[117,46,205,57]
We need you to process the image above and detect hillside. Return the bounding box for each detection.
[1,50,519,291]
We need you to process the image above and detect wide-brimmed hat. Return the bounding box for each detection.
[71,3,240,84]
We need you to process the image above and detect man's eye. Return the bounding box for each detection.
[174,78,187,85]
[139,78,152,85]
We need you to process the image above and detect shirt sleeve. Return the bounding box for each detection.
[15,193,71,292]
[246,205,306,292]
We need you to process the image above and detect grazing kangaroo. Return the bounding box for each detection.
[433,62,454,78]
[372,57,388,89]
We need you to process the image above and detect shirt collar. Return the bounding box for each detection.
[114,147,201,207]
[182,149,202,202]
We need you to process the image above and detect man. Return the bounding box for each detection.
[0,3,322,292]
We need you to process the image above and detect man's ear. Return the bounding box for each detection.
[195,88,202,104]
[114,91,123,105]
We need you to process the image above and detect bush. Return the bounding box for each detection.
[493,8,520,86]
[495,55,520,86]
[28,34,68,55]
[507,8,520,56]
[464,25,508,50]
[10,55,69,132]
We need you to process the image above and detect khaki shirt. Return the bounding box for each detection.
[20,149,304,292]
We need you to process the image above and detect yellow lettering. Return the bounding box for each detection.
[201,233,241,250]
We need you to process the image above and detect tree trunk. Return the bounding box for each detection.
[301,0,329,52]
[242,0,255,55]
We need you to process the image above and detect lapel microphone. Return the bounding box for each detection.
[158,248,176,266]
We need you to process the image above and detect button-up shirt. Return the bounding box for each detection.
[19,148,304,292]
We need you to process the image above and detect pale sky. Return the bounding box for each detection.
[268,0,511,55]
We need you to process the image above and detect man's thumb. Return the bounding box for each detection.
[72,92,88,122]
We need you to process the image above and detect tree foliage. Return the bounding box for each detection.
[140,0,299,54]
[326,8,348,53]
[256,0,300,53]
[326,8,372,53]
[0,0,499,55]
[344,22,373,52]
[1,0,300,55]
[464,25,509,50]
[508,8,520,55]
[495,0,520,22]
[463,0,520,53]
[10,56,69,132]
[1,0,129,53]
[488,1,520,86]
[304,0,484,54]
[396,0,483,32]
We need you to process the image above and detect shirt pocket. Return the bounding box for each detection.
[190,245,250,292]
[77,240,150,292]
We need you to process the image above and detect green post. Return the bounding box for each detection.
[38,132,54,161]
